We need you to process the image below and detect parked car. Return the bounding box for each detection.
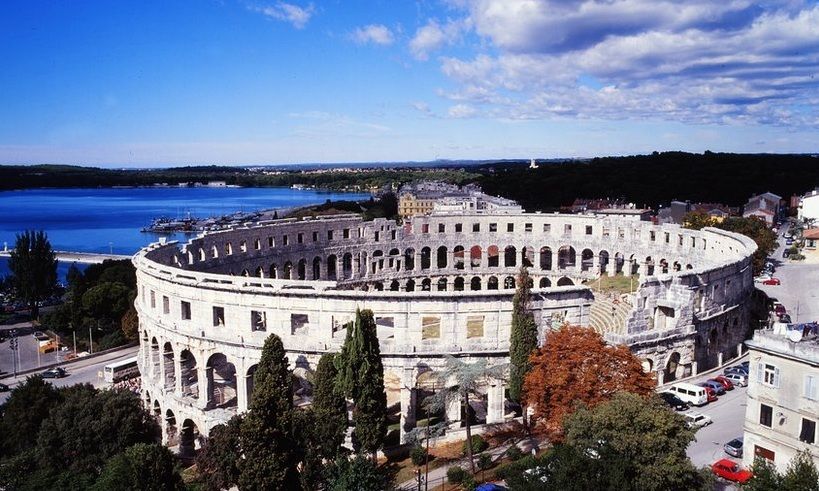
[41,367,66,379]
[763,278,781,285]
[0,382,9,392]
[725,366,749,378]
[712,459,753,484]
[701,386,718,403]
[785,238,794,245]
[684,412,713,428]
[779,313,792,323]
[700,380,726,396]
[783,249,790,258]
[740,360,750,371]
[659,391,690,411]
[711,376,734,391]
[774,304,787,316]
[724,373,748,387]
[754,274,772,283]
[724,437,744,458]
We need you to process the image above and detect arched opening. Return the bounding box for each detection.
[179,419,200,459]
[224,242,233,255]
[454,245,465,270]
[470,276,482,291]
[539,246,553,270]
[374,282,384,291]
[629,254,639,275]
[437,278,448,291]
[686,264,693,270]
[206,353,237,410]
[659,258,669,274]
[420,247,431,270]
[389,249,400,270]
[454,277,465,291]
[645,256,655,276]
[437,246,447,269]
[599,250,610,274]
[421,278,431,291]
[557,246,576,269]
[163,342,175,391]
[557,276,574,286]
[166,409,178,446]
[313,257,321,280]
[504,246,517,268]
[487,245,500,267]
[665,352,681,383]
[150,337,160,380]
[153,400,161,420]
[246,364,257,405]
[539,277,551,288]
[180,349,198,399]
[342,253,353,279]
[614,253,624,274]
[470,246,482,268]
[297,259,307,280]
[283,261,293,280]
[404,248,416,270]
[580,249,594,271]
[487,276,499,290]
[521,246,534,268]
[673,261,681,272]
[255,266,264,278]
[269,263,278,279]
[641,358,654,374]
[198,248,206,262]
[372,250,384,274]
[406,279,415,292]
[327,255,337,280]
[241,269,250,277]
[389,280,400,291]
[504,276,516,289]
[211,245,219,259]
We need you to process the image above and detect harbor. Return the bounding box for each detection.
[0,249,131,264]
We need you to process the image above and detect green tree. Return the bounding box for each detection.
[716,216,778,274]
[509,265,538,408]
[81,281,133,325]
[781,450,819,491]
[8,230,57,319]
[238,334,301,490]
[747,456,783,490]
[0,376,61,457]
[682,211,716,230]
[324,454,390,491]
[337,309,387,457]
[92,443,185,491]
[36,385,160,480]
[561,392,707,491]
[194,415,243,491]
[311,353,348,459]
[427,355,507,474]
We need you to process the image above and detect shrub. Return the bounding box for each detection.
[461,475,477,490]
[791,253,805,261]
[410,445,427,467]
[506,445,524,461]
[447,465,467,484]
[477,453,493,470]
[462,435,488,456]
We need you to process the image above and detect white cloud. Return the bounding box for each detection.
[448,103,477,118]
[411,101,432,115]
[251,2,315,29]
[350,24,394,45]
[410,18,470,60]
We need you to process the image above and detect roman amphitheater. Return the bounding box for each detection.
[134,211,757,453]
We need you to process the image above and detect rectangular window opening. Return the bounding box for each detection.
[466,315,485,338]
[180,301,191,320]
[421,316,441,340]
[212,306,225,327]
[251,310,267,332]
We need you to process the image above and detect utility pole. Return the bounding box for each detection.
[89,325,93,354]
[9,335,18,377]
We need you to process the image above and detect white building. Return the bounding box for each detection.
[743,325,819,472]
[743,192,782,226]
[798,189,819,224]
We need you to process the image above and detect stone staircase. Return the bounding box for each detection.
[589,294,632,336]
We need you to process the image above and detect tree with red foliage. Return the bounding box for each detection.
[523,325,655,440]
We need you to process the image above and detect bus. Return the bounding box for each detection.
[103,357,139,383]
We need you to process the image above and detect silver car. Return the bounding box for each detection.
[724,373,747,387]
[724,437,743,457]
[684,412,713,428]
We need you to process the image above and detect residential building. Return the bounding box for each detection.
[398,181,521,217]
[743,192,782,226]
[743,325,819,472]
[798,189,819,224]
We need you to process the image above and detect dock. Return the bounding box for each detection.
[0,250,132,264]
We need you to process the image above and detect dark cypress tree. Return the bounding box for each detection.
[238,334,301,490]
[8,230,57,319]
[312,353,348,459]
[509,266,538,405]
[337,309,387,458]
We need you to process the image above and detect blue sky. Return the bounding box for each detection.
[1,1,817,167]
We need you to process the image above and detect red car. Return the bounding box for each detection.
[702,386,718,403]
[712,376,734,391]
[712,459,753,484]
[763,278,781,285]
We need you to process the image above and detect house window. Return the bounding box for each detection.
[507,223,514,232]
[800,418,816,444]
[805,375,819,400]
[251,310,267,332]
[759,363,780,388]
[180,301,191,320]
[489,223,497,232]
[212,306,225,327]
[755,446,775,462]
[586,225,593,235]
[760,403,773,427]
[473,223,480,232]
[455,223,463,233]
[162,296,170,315]
[438,224,446,233]
[525,223,532,232]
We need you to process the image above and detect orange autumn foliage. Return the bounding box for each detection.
[522,325,656,441]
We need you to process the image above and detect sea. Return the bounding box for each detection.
[0,186,371,281]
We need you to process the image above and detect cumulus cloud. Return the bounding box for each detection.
[448,103,477,118]
[251,2,315,29]
[410,18,470,60]
[429,0,819,127]
[350,24,395,45]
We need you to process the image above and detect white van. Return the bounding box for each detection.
[668,382,709,406]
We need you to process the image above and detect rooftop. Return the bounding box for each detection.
[747,325,819,366]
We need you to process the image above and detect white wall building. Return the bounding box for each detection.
[798,189,819,224]
[743,326,819,472]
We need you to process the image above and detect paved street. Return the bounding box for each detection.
[0,322,63,377]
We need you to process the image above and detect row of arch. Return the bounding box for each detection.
[369,275,575,292]
[146,392,201,458]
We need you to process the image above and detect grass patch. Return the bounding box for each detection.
[589,273,639,294]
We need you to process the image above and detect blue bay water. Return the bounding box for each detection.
[0,186,371,280]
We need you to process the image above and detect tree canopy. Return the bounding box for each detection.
[0,376,61,457]
[509,266,538,405]
[8,230,57,319]
[311,353,348,459]
[92,443,185,491]
[747,450,819,491]
[523,325,655,439]
[682,214,778,274]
